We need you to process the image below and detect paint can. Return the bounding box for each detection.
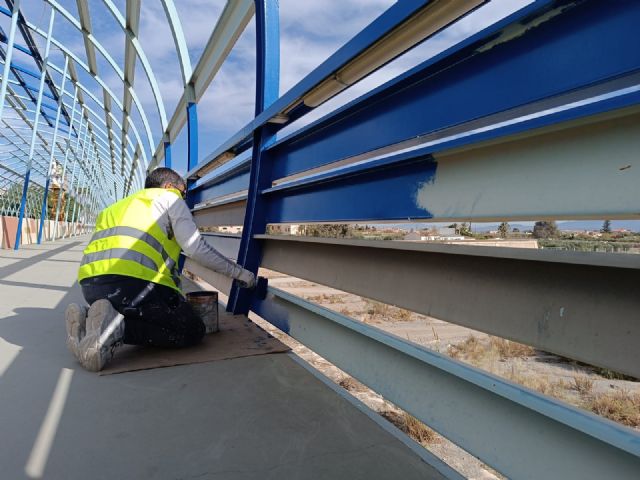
[186,291,219,333]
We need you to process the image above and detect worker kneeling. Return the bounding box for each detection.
[65,167,255,372]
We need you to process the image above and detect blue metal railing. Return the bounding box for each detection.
[137,0,640,477]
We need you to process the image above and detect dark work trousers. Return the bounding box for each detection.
[80,274,205,348]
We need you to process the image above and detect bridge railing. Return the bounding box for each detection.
[182,1,640,478]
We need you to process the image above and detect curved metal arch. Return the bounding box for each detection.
[160,0,193,86]
[37,1,155,156]
[61,94,137,169]
[39,38,151,172]
[101,0,168,130]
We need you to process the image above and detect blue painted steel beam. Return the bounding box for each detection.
[164,141,171,169]
[228,0,279,315]
[260,86,640,223]
[267,156,436,223]
[188,0,487,179]
[178,101,200,272]
[24,83,56,101]
[190,154,251,205]
[191,170,250,206]
[0,27,55,128]
[267,0,640,180]
[8,61,39,78]
[187,102,198,172]
[0,35,31,56]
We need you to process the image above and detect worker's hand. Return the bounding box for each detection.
[236,269,256,289]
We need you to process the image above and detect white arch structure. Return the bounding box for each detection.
[0,0,255,249]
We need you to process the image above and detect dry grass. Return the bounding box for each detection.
[338,376,365,392]
[380,410,438,444]
[571,375,594,394]
[584,390,640,428]
[505,369,567,398]
[365,300,390,318]
[489,337,536,359]
[447,335,536,365]
[306,293,346,304]
[447,335,640,429]
[447,335,489,363]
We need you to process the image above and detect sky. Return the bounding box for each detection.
[5,0,533,178]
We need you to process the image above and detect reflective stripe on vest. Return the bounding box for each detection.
[78,188,183,291]
[89,226,172,262]
[80,248,160,272]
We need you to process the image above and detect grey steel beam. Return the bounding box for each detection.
[258,235,640,378]
[149,0,254,169]
[75,0,98,75]
[253,287,640,479]
[193,200,247,228]
[184,258,233,295]
[102,89,116,175]
[412,109,640,222]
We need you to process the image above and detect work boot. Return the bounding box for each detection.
[65,303,88,359]
[77,299,125,372]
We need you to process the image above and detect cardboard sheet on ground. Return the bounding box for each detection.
[99,309,290,375]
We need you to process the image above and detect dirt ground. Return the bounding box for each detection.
[191,269,640,479]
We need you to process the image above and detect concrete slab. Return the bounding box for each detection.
[0,236,450,479]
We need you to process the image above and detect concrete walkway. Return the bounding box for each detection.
[0,237,451,479]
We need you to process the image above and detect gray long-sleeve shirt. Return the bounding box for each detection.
[150,190,244,279]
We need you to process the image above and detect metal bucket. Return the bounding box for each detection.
[186,291,219,333]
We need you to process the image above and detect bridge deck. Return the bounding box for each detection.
[0,237,452,479]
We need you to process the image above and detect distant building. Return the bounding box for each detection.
[218,226,243,234]
[269,224,300,235]
[403,231,465,242]
[437,227,456,236]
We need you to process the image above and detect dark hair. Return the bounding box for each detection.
[144,167,186,189]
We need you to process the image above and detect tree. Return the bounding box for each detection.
[533,221,558,239]
[498,222,509,238]
[458,222,472,236]
[601,219,612,234]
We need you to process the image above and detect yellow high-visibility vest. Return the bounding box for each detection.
[78,188,183,291]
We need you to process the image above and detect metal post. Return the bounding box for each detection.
[0,0,21,123]
[14,8,55,250]
[186,100,198,173]
[63,162,78,238]
[164,136,172,169]
[176,90,199,273]
[70,174,85,236]
[68,170,83,237]
[90,193,99,231]
[228,0,279,313]
[37,55,69,244]
[52,101,82,239]
[63,112,90,238]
